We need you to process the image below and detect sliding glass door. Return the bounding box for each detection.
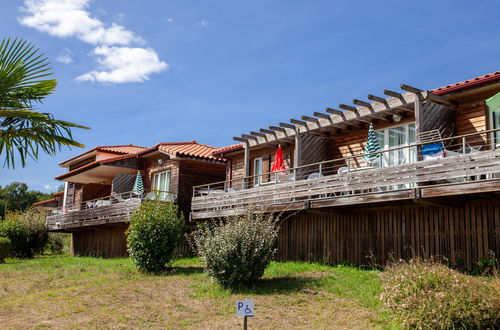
[376,123,416,167]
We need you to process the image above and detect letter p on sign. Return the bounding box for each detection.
[236,299,254,317]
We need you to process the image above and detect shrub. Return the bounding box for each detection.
[193,211,279,290]
[47,232,71,254]
[0,237,10,263]
[126,201,184,273]
[380,259,500,329]
[0,208,48,258]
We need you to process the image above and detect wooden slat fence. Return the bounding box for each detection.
[277,200,500,271]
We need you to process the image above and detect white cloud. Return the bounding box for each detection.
[56,47,73,64]
[166,17,174,23]
[19,0,167,83]
[20,0,142,45]
[76,46,167,83]
[197,19,209,27]
[56,54,73,64]
[44,184,54,190]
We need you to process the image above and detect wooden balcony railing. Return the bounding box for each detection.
[46,190,177,231]
[191,129,500,220]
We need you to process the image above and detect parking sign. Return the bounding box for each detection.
[236,299,254,317]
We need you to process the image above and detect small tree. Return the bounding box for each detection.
[127,201,184,273]
[0,237,10,263]
[0,208,48,258]
[193,211,279,290]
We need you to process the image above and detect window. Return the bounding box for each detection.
[375,123,417,167]
[253,157,263,186]
[153,171,170,200]
[490,111,500,147]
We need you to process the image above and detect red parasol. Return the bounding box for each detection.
[271,145,286,173]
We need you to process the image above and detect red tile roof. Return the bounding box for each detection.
[56,153,139,181]
[59,144,146,166]
[213,144,243,156]
[431,71,500,96]
[140,141,224,161]
[33,198,57,206]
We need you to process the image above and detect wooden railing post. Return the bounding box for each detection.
[462,136,467,155]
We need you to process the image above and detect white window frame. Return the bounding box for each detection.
[153,170,171,200]
[253,157,263,186]
[488,106,500,148]
[376,122,416,167]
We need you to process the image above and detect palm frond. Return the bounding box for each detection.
[0,38,90,168]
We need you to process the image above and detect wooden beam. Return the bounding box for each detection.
[384,89,403,99]
[422,91,455,108]
[301,115,319,123]
[290,118,307,126]
[367,94,387,103]
[250,131,266,138]
[241,134,258,140]
[414,94,422,134]
[233,136,247,142]
[313,112,331,120]
[327,107,369,124]
[400,84,423,94]
[339,104,357,112]
[269,125,286,132]
[325,107,345,116]
[352,99,371,108]
[279,122,296,129]
[259,128,276,135]
[293,134,301,167]
[245,90,421,147]
[243,142,250,186]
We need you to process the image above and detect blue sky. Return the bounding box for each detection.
[1,0,500,192]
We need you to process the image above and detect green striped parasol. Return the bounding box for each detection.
[133,170,144,193]
[363,122,382,163]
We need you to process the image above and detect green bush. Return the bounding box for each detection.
[193,211,279,290]
[0,237,10,263]
[47,232,71,254]
[381,259,500,329]
[126,201,184,273]
[0,208,48,258]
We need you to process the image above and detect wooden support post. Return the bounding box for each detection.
[414,94,422,135]
[294,133,302,168]
[243,142,250,189]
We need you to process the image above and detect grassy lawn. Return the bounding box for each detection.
[0,256,398,329]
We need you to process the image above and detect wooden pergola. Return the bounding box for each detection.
[232,84,453,177]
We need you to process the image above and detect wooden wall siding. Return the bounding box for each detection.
[276,199,500,271]
[68,155,96,171]
[177,160,226,218]
[81,183,111,202]
[146,158,180,195]
[65,183,76,207]
[421,102,455,139]
[455,100,488,147]
[298,134,333,179]
[71,224,192,258]
[71,225,128,257]
[331,117,415,167]
[226,145,294,185]
[111,173,136,194]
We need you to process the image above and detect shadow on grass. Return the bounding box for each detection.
[169,266,205,276]
[232,276,322,295]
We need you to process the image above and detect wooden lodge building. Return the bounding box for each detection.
[191,71,500,270]
[41,142,226,257]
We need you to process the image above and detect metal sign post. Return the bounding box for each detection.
[236,299,254,330]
